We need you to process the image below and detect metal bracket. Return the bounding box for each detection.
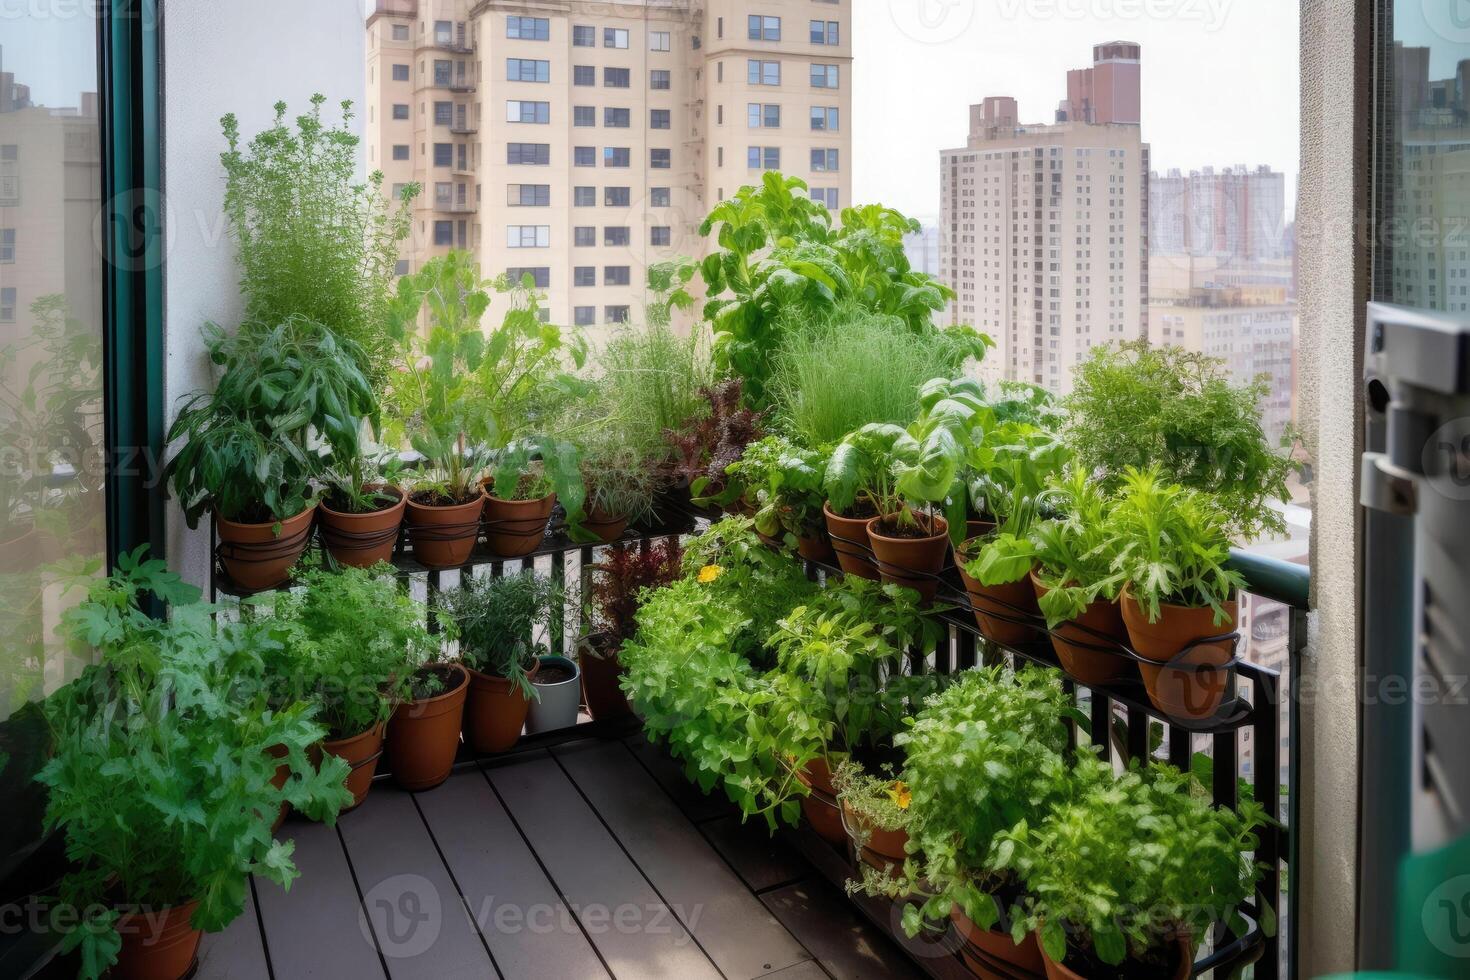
[1360,451,1419,516]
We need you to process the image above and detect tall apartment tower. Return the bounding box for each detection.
[940,43,1150,394]
[1149,164,1287,261]
[365,0,852,334]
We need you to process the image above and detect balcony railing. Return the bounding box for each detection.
[434,200,478,214]
[450,124,478,136]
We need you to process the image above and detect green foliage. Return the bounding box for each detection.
[721,435,829,543]
[220,95,416,387]
[437,571,565,700]
[596,321,713,468]
[698,173,963,408]
[38,549,352,979]
[1109,466,1246,625]
[769,306,987,449]
[165,316,376,526]
[1062,341,1298,539]
[254,561,437,739]
[998,756,1268,968]
[1029,468,1126,628]
[644,258,699,329]
[831,759,911,836]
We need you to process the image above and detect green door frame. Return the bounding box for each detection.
[99,0,165,566]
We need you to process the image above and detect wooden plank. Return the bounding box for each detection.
[415,771,609,980]
[253,817,387,980]
[757,961,832,980]
[555,740,812,978]
[621,732,736,823]
[699,815,809,894]
[336,787,497,979]
[485,752,723,980]
[195,885,270,980]
[760,880,924,980]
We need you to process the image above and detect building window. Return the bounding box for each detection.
[433,220,453,245]
[574,306,596,326]
[507,142,550,165]
[604,107,631,128]
[506,267,551,288]
[605,186,631,207]
[0,287,14,322]
[574,146,596,167]
[604,226,630,246]
[811,106,839,131]
[748,146,780,170]
[392,144,411,161]
[811,148,839,172]
[392,63,410,81]
[574,226,596,246]
[650,69,671,90]
[651,226,672,246]
[603,146,631,167]
[507,58,550,83]
[651,187,671,207]
[811,64,840,88]
[506,100,550,123]
[810,20,839,45]
[574,65,595,86]
[392,103,410,120]
[605,305,631,324]
[391,24,409,42]
[506,15,549,41]
[573,105,595,128]
[434,20,452,44]
[604,27,629,49]
[508,184,551,206]
[433,60,452,85]
[650,148,671,169]
[649,31,670,52]
[604,67,631,88]
[748,60,780,86]
[572,25,595,47]
[432,143,452,166]
[434,101,453,125]
[604,265,631,286]
[507,225,551,248]
[747,15,780,42]
[574,266,596,287]
[650,109,671,130]
[574,186,596,206]
[394,259,410,276]
[748,103,780,128]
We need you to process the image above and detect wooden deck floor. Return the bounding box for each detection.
[197,733,922,980]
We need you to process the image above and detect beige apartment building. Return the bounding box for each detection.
[940,43,1149,395]
[365,0,852,333]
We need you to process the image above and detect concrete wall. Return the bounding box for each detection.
[1296,0,1371,973]
[160,0,366,587]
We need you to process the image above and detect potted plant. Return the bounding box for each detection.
[578,538,684,719]
[438,570,564,753]
[318,452,408,568]
[720,436,833,561]
[386,654,469,792]
[667,378,767,509]
[37,549,352,980]
[166,317,376,591]
[481,438,584,558]
[525,654,581,734]
[260,561,435,809]
[998,757,1270,980]
[1109,467,1246,720]
[1026,468,1130,686]
[832,760,912,874]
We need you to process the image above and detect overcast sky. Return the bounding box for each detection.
[854,0,1301,223]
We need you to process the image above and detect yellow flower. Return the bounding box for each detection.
[697,564,725,584]
[887,781,912,810]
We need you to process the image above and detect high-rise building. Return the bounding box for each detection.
[365,0,852,333]
[939,43,1149,394]
[1149,164,1287,261]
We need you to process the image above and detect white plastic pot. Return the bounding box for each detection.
[524,655,582,734]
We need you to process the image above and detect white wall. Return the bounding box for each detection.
[161,0,365,587]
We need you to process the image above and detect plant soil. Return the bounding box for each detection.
[534,662,578,685]
[411,487,481,508]
[325,487,401,515]
[873,517,938,540]
[837,498,880,520]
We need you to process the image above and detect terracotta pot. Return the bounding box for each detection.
[318,487,406,568]
[322,721,386,811]
[582,505,630,544]
[839,800,908,871]
[463,659,539,754]
[794,756,846,844]
[952,906,1045,979]
[405,491,484,569]
[966,518,998,540]
[1039,933,1193,980]
[112,899,202,980]
[822,502,880,581]
[387,664,468,791]
[865,514,949,604]
[482,490,556,557]
[579,633,632,720]
[1121,589,1237,721]
[955,540,1042,647]
[796,529,835,563]
[217,504,316,592]
[1029,572,1131,687]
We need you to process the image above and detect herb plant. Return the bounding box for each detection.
[437,571,565,700]
[585,538,684,646]
[1028,468,1126,628]
[961,412,1073,586]
[669,379,767,498]
[718,435,829,545]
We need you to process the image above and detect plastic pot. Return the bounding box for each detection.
[318,487,405,568]
[1039,933,1193,980]
[112,899,202,980]
[581,505,630,544]
[1030,572,1132,686]
[579,633,633,720]
[405,491,484,570]
[865,514,950,605]
[387,664,469,791]
[322,721,386,811]
[951,906,1045,979]
[1121,589,1237,721]
[526,655,582,734]
[822,502,880,581]
[217,504,316,591]
[463,659,539,754]
[794,756,846,844]
[482,489,556,558]
[956,539,1043,647]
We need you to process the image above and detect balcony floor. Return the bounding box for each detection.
[197,732,921,980]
